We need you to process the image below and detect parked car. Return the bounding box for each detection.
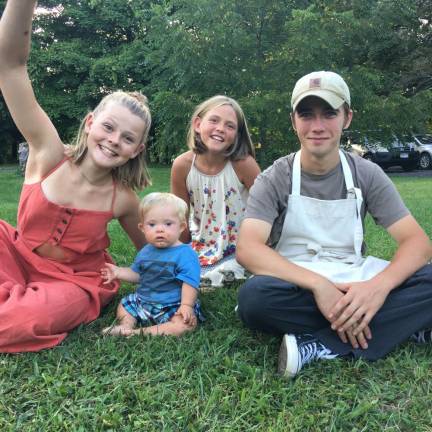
[411,134,432,170]
[342,132,420,171]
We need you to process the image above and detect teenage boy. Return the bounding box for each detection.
[236,71,432,378]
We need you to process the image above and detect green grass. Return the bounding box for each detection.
[0,167,431,431]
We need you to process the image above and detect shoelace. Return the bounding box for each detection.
[298,341,320,368]
[299,341,337,368]
[410,329,432,344]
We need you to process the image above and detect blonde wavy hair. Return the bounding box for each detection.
[186,95,255,160]
[67,91,152,190]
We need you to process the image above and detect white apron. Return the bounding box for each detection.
[275,150,388,283]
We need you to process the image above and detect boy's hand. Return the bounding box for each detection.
[336,324,372,350]
[100,263,118,284]
[329,280,389,336]
[312,279,371,349]
[175,304,197,325]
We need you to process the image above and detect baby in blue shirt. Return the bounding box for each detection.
[101,193,202,337]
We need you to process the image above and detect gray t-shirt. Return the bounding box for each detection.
[246,150,410,248]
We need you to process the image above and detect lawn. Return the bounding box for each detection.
[0,167,431,431]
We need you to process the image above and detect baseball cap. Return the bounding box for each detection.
[291,71,351,111]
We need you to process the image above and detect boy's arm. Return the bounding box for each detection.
[236,218,342,295]
[381,215,431,286]
[176,283,198,324]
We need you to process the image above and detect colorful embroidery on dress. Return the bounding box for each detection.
[187,162,248,267]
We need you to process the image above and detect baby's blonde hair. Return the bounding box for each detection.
[67,91,152,191]
[139,192,188,224]
[186,95,255,160]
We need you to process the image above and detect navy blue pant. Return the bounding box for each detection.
[237,264,432,360]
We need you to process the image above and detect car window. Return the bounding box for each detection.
[416,135,432,145]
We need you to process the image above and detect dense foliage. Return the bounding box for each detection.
[0,0,431,166]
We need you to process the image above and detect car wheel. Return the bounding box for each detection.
[418,152,432,170]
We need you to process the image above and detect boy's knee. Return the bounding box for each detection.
[237,276,270,325]
[423,263,432,279]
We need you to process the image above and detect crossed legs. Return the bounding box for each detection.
[102,303,197,337]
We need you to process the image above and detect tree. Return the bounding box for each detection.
[145,0,432,165]
[1,0,431,166]
[145,0,298,164]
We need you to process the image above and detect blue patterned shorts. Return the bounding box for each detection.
[121,293,205,325]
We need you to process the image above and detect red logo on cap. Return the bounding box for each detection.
[309,78,321,89]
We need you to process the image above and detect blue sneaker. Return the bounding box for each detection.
[410,329,432,344]
[278,334,338,378]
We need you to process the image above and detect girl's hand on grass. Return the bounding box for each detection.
[175,304,197,326]
[100,263,118,284]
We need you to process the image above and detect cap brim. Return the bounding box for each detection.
[292,90,345,111]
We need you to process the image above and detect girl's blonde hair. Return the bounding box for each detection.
[186,95,255,160]
[139,192,188,224]
[68,91,152,190]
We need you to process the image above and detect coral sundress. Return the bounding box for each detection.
[0,159,119,353]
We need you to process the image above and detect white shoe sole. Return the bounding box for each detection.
[277,334,300,378]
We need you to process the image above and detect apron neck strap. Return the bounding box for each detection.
[292,149,354,195]
[339,150,355,191]
[292,151,302,195]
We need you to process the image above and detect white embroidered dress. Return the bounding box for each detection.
[186,156,249,286]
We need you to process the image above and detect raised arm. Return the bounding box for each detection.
[0,0,64,180]
[170,152,193,243]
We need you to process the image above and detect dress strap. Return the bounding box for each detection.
[110,179,117,213]
[339,150,354,190]
[185,153,197,179]
[40,157,69,181]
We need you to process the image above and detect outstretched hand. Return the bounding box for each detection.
[100,263,119,284]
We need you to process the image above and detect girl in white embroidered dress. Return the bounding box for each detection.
[171,96,260,287]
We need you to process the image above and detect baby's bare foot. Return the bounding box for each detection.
[102,325,133,337]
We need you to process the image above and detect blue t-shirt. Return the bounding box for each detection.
[131,243,200,305]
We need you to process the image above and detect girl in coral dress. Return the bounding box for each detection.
[0,0,151,352]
